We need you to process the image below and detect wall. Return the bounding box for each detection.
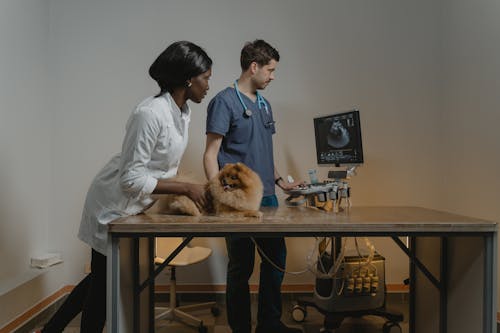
[440,0,500,311]
[0,0,53,325]
[6,0,496,327]
[46,0,442,289]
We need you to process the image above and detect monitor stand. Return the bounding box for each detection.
[328,170,347,179]
[328,165,358,180]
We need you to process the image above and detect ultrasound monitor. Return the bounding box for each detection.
[313,110,364,166]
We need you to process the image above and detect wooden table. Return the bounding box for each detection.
[106,206,497,333]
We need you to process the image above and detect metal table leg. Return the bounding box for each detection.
[483,233,497,333]
[107,235,120,333]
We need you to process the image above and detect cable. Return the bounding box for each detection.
[250,237,312,275]
[250,236,345,278]
[250,236,376,280]
[324,238,346,277]
[336,276,345,295]
[352,237,377,276]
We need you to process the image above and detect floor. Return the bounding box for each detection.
[23,293,408,333]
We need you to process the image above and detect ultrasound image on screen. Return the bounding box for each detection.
[314,110,363,165]
[327,120,350,148]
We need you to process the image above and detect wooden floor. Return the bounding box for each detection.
[24,293,408,333]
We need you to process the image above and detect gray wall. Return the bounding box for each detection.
[440,0,500,324]
[1,0,499,328]
[45,0,442,289]
[0,0,55,325]
[441,0,500,220]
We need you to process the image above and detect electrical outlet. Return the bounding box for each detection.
[30,253,63,268]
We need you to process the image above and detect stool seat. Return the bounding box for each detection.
[154,246,212,266]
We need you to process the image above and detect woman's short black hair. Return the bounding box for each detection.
[149,41,212,96]
[240,39,280,71]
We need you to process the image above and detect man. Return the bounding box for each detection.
[203,40,302,333]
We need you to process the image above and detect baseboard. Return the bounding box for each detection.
[154,283,409,293]
[154,283,317,293]
[1,283,409,332]
[0,286,73,333]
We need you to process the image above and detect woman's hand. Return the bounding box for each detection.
[184,183,209,211]
[153,180,210,211]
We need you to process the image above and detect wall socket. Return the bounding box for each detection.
[30,252,63,268]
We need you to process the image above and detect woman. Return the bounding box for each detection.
[38,41,212,333]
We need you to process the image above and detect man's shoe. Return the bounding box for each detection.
[255,322,302,333]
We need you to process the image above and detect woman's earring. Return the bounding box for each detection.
[187,82,192,88]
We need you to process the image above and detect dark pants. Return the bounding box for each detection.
[42,249,106,333]
[226,195,286,333]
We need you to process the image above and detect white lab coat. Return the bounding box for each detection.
[78,93,191,255]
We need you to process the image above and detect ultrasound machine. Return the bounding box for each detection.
[285,110,364,213]
[287,110,403,333]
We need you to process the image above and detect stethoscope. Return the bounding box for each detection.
[234,79,269,118]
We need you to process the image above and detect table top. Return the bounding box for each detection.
[108,206,497,237]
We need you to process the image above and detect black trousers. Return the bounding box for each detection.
[42,249,106,333]
[225,195,286,333]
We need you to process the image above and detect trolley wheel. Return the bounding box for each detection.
[198,324,208,333]
[291,304,307,322]
[211,306,221,317]
[382,321,402,333]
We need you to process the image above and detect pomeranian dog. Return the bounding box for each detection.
[149,162,263,218]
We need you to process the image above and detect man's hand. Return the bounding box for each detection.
[278,179,305,191]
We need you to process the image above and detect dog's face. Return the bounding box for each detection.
[208,162,264,216]
[218,162,255,191]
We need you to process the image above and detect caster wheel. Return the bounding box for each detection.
[211,306,221,317]
[198,324,208,333]
[383,321,402,333]
[291,304,307,322]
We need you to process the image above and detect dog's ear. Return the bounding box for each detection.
[234,163,242,172]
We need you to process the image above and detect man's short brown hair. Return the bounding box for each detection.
[240,39,280,71]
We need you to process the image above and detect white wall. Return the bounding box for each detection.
[3,0,499,327]
[0,0,54,325]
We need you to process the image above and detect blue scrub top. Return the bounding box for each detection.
[206,87,276,196]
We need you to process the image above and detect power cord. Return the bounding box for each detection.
[250,237,312,275]
[250,236,350,279]
[248,236,378,280]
